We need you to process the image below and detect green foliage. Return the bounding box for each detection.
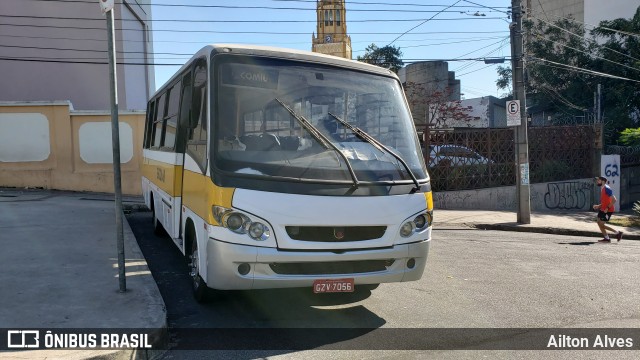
[495,65,512,98]
[524,17,598,113]
[497,7,640,145]
[356,43,404,73]
[619,128,640,146]
[634,201,640,217]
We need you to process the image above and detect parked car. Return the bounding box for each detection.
[427,145,493,167]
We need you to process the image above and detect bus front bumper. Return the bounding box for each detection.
[204,238,430,290]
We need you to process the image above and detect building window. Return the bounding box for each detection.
[336,9,341,26]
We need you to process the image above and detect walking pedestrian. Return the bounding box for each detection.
[593,176,623,243]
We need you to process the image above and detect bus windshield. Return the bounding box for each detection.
[213,55,427,185]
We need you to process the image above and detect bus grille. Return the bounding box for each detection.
[285,226,386,242]
[269,259,394,275]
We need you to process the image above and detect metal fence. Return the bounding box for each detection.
[606,145,640,167]
[424,125,597,192]
[528,126,596,183]
[423,128,515,192]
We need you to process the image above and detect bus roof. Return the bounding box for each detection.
[153,44,399,98]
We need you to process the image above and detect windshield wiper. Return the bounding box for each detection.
[274,98,360,189]
[328,112,421,192]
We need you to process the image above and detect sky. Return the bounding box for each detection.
[150,0,513,99]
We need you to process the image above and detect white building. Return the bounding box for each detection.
[0,0,154,110]
[528,0,638,31]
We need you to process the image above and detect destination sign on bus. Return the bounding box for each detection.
[221,64,279,90]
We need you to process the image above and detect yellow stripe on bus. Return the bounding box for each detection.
[182,170,234,225]
[424,191,434,211]
[141,160,183,197]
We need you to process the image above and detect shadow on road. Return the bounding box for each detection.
[126,211,387,354]
[556,241,598,246]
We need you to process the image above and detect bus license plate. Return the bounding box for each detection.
[313,278,355,293]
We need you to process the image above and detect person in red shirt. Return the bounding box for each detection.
[592,176,623,242]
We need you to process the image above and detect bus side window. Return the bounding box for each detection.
[152,93,166,148]
[144,99,155,149]
[162,80,181,151]
[186,60,208,171]
[176,72,192,154]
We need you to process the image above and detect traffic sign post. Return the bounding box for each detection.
[99,0,126,292]
[510,0,531,224]
[506,100,521,127]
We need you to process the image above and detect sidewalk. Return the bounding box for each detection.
[0,189,167,360]
[435,209,640,240]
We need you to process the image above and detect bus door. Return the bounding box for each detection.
[180,60,210,246]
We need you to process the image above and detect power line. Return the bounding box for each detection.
[0,33,510,46]
[25,0,510,10]
[388,0,464,45]
[531,57,640,84]
[0,14,505,23]
[461,0,510,15]
[530,31,640,75]
[0,22,509,35]
[527,14,640,67]
[527,9,640,39]
[0,55,510,66]
[457,63,497,77]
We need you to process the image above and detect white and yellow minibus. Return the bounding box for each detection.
[142,44,433,301]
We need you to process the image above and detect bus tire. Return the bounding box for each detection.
[187,225,209,303]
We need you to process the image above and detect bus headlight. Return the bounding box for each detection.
[400,221,415,237]
[223,212,248,233]
[212,206,272,241]
[248,222,270,241]
[400,211,433,237]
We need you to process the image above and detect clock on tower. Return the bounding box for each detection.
[312,0,352,59]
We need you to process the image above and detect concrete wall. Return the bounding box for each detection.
[584,0,638,28]
[434,178,595,211]
[620,165,640,209]
[433,96,507,129]
[399,61,460,127]
[0,0,154,111]
[528,0,585,22]
[0,102,144,195]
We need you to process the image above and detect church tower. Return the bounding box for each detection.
[312,0,352,59]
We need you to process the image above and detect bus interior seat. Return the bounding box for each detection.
[240,133,281,151]
[279,136,301,151]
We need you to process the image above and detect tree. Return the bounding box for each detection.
[591,7,640,143]
[619,128,640,146]
[495,8,640,144]
[495,65,512,98]
[404,82,474,129]
[356,43,404,73]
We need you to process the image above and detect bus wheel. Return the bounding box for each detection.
[189,236,208,303]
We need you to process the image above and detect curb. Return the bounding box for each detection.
[473,223,640,240]
[84,215,169,360]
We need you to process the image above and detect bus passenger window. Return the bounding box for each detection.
[186,61,208,170]
[163,80,181,151]
[144,99,155,149]
[152,93,166,148]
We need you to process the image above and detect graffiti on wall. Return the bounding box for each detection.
[543,181,591,210]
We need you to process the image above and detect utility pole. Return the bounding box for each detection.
[100,0,126,292]
[510,0,531,224]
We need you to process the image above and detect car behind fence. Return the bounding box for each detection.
[423,125,598,192]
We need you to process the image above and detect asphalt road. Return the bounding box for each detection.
[126,211,640,359]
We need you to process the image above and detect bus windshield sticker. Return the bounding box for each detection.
[221,64,279,90]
